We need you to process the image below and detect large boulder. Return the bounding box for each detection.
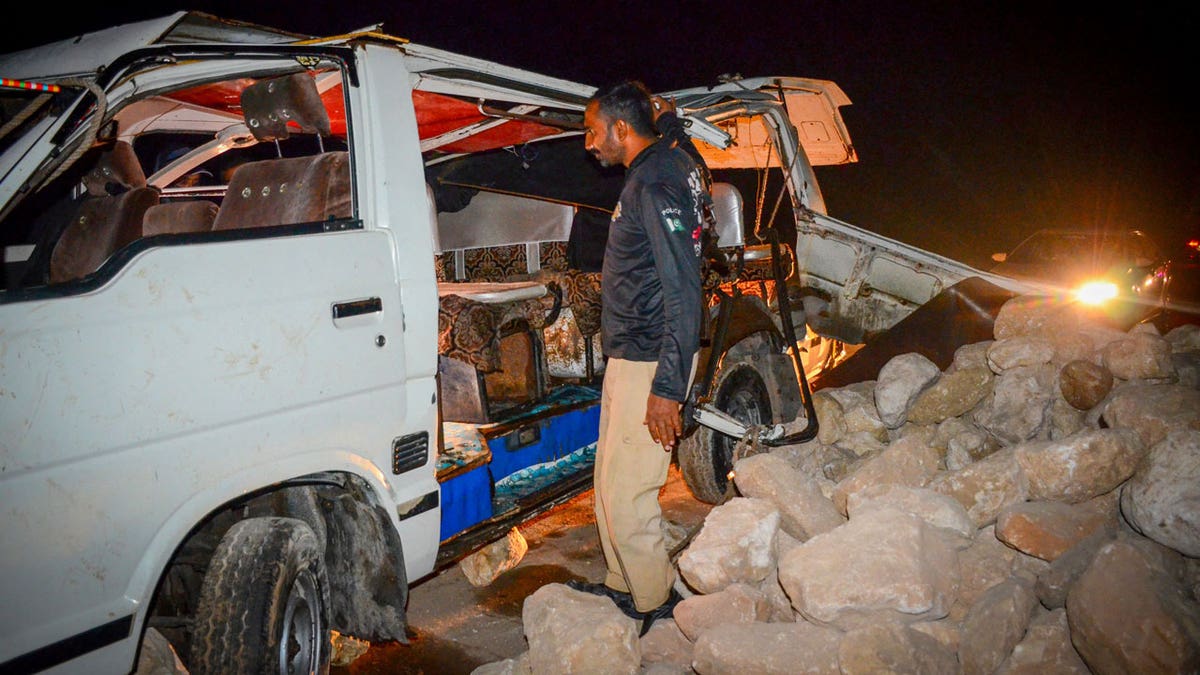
[677,498,780,594]
[874,353,941,429]
[522,584,640,674]
[1120,429,1200,557]
[1013,428,1146,503]
[1065,536,1200,674]
[777,507,960,630]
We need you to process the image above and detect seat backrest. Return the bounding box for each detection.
[711,182,745,249]
[211,73,349,232]
[240,72,332,142]
[49,141,159,283]
[142,201,219,236]
[212,152,350,231]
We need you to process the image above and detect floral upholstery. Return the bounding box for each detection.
[434,240,595,374]
[436,289,559,373]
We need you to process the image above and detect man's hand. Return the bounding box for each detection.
[650,95,676,124]
[645,393,683,451]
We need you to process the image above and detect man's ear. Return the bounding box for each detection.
[613,118,628,142]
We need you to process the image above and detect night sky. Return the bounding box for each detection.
[8,2,1198,270]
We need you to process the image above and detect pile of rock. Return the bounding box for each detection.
[475,295,1200,674]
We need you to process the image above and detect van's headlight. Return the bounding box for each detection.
[1075,280,1118,305]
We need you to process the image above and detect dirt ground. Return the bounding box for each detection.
[331,464,713,675]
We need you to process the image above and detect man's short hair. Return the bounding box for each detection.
[590,80,657,138]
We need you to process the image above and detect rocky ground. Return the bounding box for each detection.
[464,294,1200,674]
[139,294,1200,674]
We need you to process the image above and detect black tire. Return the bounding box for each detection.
[677,357,773,504]
[189,517,331,675]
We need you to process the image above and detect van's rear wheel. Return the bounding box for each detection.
[189,517,330,675]
[677,357,773,504]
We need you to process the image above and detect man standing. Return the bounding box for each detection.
[571,80,706,636]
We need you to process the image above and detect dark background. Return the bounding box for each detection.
[7,2,1197,270]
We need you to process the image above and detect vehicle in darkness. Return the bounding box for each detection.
[0,11,1038,673]
[989,227,1172,329]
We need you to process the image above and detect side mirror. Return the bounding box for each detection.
[991,252,1007,263]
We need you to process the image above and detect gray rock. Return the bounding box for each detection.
[691,622,842,675]
[1173,351,1200,389]
[1065,537,1200,674]
[832,434,941,515]
[1051,329,1098,366]
[470,654,531,675]
[1101,383,1200,447]
[812,391,847,446]
[936,416,999,470]
[874,352,941,429]
[1102,331,1177,380]
[987,336,1056,372]
[846,484,975,539]
[953,340,994,371]
[825,381,888,441]
[678,498,780,594]
[1013,427,1147,503]
[673,583,765,642]
[1033,526,1117,610]
[992,295,1077,341]
[971,363,1058,444]
[1047,394,1088,439]
[929,448,1029,527]
[639,619,694,670]
[996,608,1090,674]
[1120,429,1200,557]
[907,366,994,425]
[778,507,960,630]
[909,619,962,655]
[1165,323,1200,353]
[838,622,959,674]
[833,431,888,460]
[522,584,640,675]
[733,453,845,541]
[459,526,528,587]
[958,576,1039,675]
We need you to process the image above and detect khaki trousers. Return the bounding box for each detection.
[593,357,692,612]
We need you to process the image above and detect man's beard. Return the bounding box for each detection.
[591,149,613,168]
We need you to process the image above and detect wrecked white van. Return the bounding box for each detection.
[0,11,1029,673]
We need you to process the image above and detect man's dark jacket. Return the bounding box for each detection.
[601,138,706,402]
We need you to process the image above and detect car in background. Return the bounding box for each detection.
[1162,238,1200,327]
[990,228,1172,328]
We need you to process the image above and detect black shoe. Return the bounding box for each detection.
[638,589,683,637]
[564,579,637,612]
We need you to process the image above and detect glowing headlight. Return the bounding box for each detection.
[1075,280,1118,305]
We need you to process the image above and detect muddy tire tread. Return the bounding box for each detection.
[189,517,329,675]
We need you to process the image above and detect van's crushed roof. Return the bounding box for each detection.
[1,11,856,180]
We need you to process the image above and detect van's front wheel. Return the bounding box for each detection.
[189,517,330,675]
[677,356,773,504]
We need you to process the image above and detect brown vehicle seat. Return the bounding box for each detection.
[142,201,219,236]
[212,72,349,232]
[212,152,350,231]
[48,141,159,283]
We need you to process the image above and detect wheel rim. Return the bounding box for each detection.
[279,567,323,675]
